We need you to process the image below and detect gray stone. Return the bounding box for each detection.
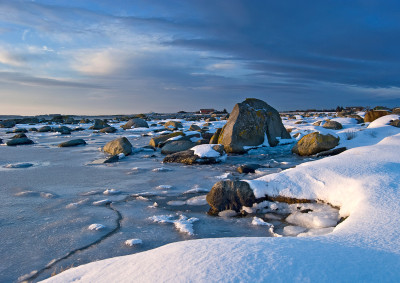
[0,120,16,128]
[38,126,52,132]
[89,119,110,130]
[100,127,117,133]
[206,180,256,214]
[216,98,291,153]
[322,120,343,130]
[237,164,263,174]
[163,145,225,165]
[6,137,34,146]
[103,137,133,155]
[161,140,196,155]
[164,121,183,130]
[121,118,149,130]
[58,139,86,147]
[53,126,72,135]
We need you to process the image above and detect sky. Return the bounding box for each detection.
[0,0,400,115]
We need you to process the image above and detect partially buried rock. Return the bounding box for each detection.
[38,126,52,132]
[149,132,184,148]
[58,139,86,147]
[11,133,27,139]
[322,120,343,130]
[100,126,117,133]
[164,121,183,130]
[121,118,149,130]
[89,119,110,130]
[237,164,263,174]
[389,119,400,128]
[292,132,339,156]
[206,180,256,214]
[0,120,16,128]
[215,98,291,153]
[364,110,390,123]
[103,137,132,156]
[163,144,225,165]
[6,137,34,146]
[161,140,196,155]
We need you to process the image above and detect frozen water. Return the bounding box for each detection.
[0,117,328,282]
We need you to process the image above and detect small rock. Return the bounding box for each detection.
[292,132,339,156]
[99,127,117,133]
[322,120,343,130]
[89,119,110,130]
[149,132,184,148]
[11,133,27,139]
[121,118,149,129]
[161,140,196,155]
[38,126,52,132]
[164,121,183,130]
[125,239,143,246]
[6,137,34,146]
[103,137,133,156]
[237,164,263,174]
[189,124,201,131]
[58,139,86,147]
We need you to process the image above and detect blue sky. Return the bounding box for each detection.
[0,0,399,115]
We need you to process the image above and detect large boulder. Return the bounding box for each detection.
[89,119,110,130]
[161,140,196,155]
[206,180,256,214]
[292,132,340,156]
[121,118,149,130]
[322,120,343,130]
[0,120,16,128]
[149,132,184,148]
[216,98,291,153]
[58,139,86,147]
[364,110,390,123]
[6,137,34,146]
[103,137,133,156]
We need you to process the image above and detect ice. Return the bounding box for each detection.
[88,224,106,231]
[185,195,207,206]
[282,225,307,236]
[156,185,173,190]
[167,200,186,206]
[285,204,340,229]
[152,167,172,172]
[125,239,143,246]
[183,186,210,194]
[4,162,34,168]
[103,189,121,195]
[297,227,335,237]
[218,210,238,217]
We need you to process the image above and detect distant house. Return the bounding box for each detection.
[200,109,215,114]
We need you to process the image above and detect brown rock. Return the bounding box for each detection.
[364,110,390,123]
[292,132,340,156]
[103,137,132,155]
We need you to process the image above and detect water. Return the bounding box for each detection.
[0,119,318,282]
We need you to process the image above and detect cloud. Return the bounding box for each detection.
[0,48,25,66]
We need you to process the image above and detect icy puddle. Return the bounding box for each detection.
[0,123,340,282]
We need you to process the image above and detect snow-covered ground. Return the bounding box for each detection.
[40,115,400,282]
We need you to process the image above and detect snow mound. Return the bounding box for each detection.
[125,239,143,247]
[88,224,105,231]
[192,144,222,158]
[103,189,121,195]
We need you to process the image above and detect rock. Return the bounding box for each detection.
[103,137,133,156]
[149,132,184,147]
[189,124,201,131]
[121,118,149,130]
[322,120,343,130]
[216,98,291,153]
[201,132,214,142]
[209,128,222,144]
[205,117,216,122]
[161,140,196,155]
[17,117,39,124]
[89,119,110,130]
[364,110,390,123]
[0,120,16,128]
[58,139,86,147]
[164,121,183,130]
[100,127,117,133]
[6,137,34,146]
[348,115,364,124]
[38,126,52,132]
[0,138,2,144]
[313,121,322,126]
[315,147,347,157]
[53,126,72,135]
[13,128,28,133]
[389,119,400,128]
[206,180,256,214]
[292,132,340,156]
[237,164,263,174]
[29,128,38,132]
[91,155,119,164]
[163,145,225,165]
[11,133,27,139]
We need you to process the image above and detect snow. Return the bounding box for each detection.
[43,116,400,282]
[218,210,237,217]
[185,195,208,206]
[192,144,221,158]
[282,225,307,236]
[103,189,121,195]
[124,239,142,246]
[251,217,272,226]
[149,214,199,235]
[88,224,105,231]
